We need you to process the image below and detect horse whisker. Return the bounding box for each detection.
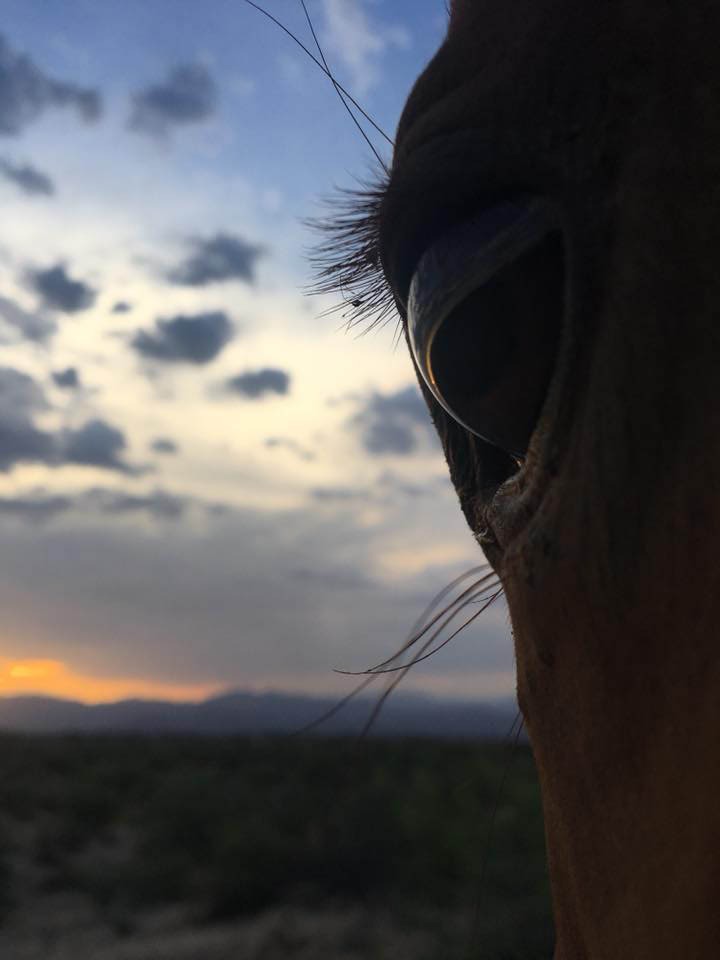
[292,673,376,736]
[403,564,493,642]
[242,0,394,147]
[298,0,389,172]
[301,566,504,735]
[333,580,499,677]
[346,569,499,675]
[354,589,504,675]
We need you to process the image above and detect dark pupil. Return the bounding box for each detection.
[429,232,564,458]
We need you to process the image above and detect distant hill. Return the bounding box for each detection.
[0,689,520,739]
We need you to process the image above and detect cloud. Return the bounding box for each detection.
[131,311,233,365]
[224,368,290,399]
[0,486,187,523]
[0,491,73,523]
[82,487,184,520]
[62,420,136,474]
[27,264,96,313]
[291,566,374,590]
[311,486,367,502]
[0,295,56,342]
[0,498,513,694]
[310,473,441,507]
[0,420,55,471]
[0,368,139,474]
[150,437,178,455]
[0,366,54,470]
[52,367,79,389]
[111,301,132,314]
[129,63,217,137]
[376,470,444,499]
[264,436,314,462]
[351,385,435,455]
[167,232,266,287]
[0,157,54,195]
[0,32,102,136]
[319,0,410,95]
[0,365,49,421]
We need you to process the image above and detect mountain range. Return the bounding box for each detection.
[0,689,520,739]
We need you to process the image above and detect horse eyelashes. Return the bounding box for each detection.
[306,171,400,334]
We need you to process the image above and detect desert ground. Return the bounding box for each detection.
[0,735,553,959]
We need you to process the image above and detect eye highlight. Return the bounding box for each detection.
[407,198,565,459]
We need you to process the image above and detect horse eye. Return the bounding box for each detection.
[407,199,565,460]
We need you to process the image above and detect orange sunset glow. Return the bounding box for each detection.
[0,658,221,704]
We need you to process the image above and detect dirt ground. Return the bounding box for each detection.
[0,897,450,960]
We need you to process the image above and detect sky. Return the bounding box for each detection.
[0,0,516,706]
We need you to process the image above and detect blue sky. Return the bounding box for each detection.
[0,1,515,705]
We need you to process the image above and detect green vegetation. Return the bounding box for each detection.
[0,734,553,957]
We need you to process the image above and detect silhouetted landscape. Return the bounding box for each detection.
[0,731,553,959]
[0,690,520,738]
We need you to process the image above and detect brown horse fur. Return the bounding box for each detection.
[378,2,720,957]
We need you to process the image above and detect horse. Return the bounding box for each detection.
[318,1,720,957]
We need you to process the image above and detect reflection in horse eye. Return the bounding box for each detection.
[405,198,566,459]
[429,232,565,458]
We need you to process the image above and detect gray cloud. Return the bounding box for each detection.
[264,436,314,462]
[62,420,135,474]
[150,437,178,455]
[111,300,132,314]
[364,420,415,455]
[129,63,217,137]
[311,486,367,502]
[291,566,375,591]
[0,498,513,691]
[0,157,54,195]
[0,491,73,523]
[0,295,56,342]
[28,264,96,313]
[351,385,435,456]
[0,365,49,421]
[168,233,265,287]
[52,367,79,389]
[0,419,55,471]
[376,470,444,499]
[131,311,233,365]
[0,367,55,470]
[0,32,102,136]
[0,486,187,524]
[310,472,447,510]
[83,487,184,520]
[224,368,290,399]
[0,367,138,474]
